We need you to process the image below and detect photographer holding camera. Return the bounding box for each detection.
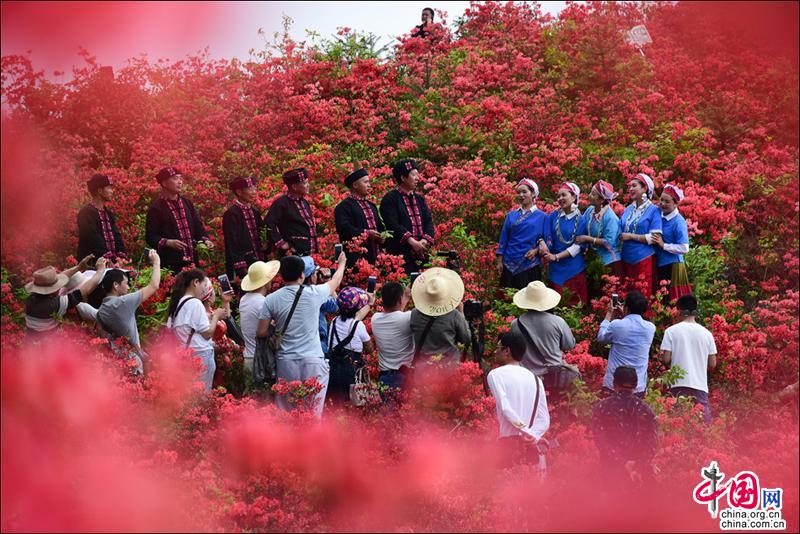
[409,267,470,366]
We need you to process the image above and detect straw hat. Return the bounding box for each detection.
[513,281,561,311]
[241,261,280,291]
[411,267,464,317]
[25,266,69,295]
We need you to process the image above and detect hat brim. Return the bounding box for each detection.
[241,261,280,291]
[25,273,70,295]
[513,285,561,311]
[411,267,465,317]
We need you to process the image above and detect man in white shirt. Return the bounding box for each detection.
[660,294,717,423]
[371,281,414,393]
[256,252,347,418]
[487,331,550,468]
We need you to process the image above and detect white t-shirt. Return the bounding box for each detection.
[328,317,371,353]
[169,296,214,353]
[371,311,415,371]
[238,291,266,359]
[486,364,550,440]
[660,321,717,392]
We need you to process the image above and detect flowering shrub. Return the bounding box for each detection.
[1,1,798,531]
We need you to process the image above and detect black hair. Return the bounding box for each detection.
[167,269,207,318]
[279,256,306,283]
[381,281,404,308]
[625,291,648,316]
[498,331,526,361]
[676,294,698,315]
[613,366,638,388]
[422,7,434,19]
[338,308,358,320]
[100,269,129,295]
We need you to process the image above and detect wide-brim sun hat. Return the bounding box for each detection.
[513,280,561,311]
[25,266,70,295]
[411,267,465,317]
[241,260,280,291]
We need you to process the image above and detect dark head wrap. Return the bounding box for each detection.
[282,168,309,186]
[392,159,418,181]
[155,167,182,184]
[229,176,257,191]
[345,168,368,188]
[87,173,113,195]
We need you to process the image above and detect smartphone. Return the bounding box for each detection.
[410,272,420,286]
[144,248,154,260]
[611,293,620,308]
[218,274,234,294]
[367,276,377,293]
[334,243,343,259]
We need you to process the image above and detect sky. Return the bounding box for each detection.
[1,1,569,80]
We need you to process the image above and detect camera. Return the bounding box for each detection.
[436,250,461,272]
[463,299,484,320]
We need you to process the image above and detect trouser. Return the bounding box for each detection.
[498,436,545,470]
[379,369,407,405]
[193,347,216,392]
[327,352,363,405]
[275,358,330,418]
[670,386,712,423]
[602,387,645,399]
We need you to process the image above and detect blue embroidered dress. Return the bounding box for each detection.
[496,206,547,275]
[582,205,621,266]
[545,208,588,286]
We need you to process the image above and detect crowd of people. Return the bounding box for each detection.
[21,154,717,481]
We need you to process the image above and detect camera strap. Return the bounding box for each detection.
[411,316,437,366]
[516,318,548,369]
[528,373,541,429]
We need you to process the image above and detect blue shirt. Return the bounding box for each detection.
[319,297,338,355]
[497,207,547,274]
[656,209,689,267]
[545,209,587,286]
[582,205,621,266]
[619,202,662,264]
[597,314,656,394]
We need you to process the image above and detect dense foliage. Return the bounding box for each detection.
[2,1,798,531]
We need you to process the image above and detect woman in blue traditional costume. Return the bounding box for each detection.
[576,180,623,281]
[496,178,547,290]
[652,183,691,301]
[619,173,662,296]
[540,182,588,305]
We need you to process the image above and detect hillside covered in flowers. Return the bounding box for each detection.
[1,1,798,531]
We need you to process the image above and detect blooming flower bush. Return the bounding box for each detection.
[1,1,798,531]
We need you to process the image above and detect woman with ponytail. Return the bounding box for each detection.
[167,269,231,391]
[619,173,662,296]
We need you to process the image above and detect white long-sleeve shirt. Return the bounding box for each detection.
[487,364,550,441]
